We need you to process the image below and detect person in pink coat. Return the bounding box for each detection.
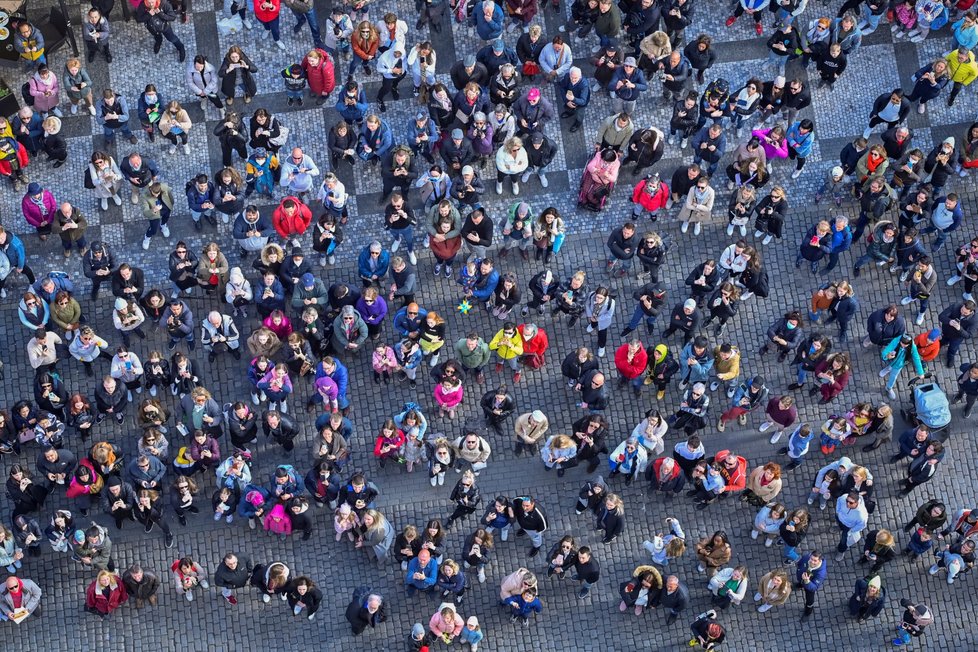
[434,376,464,419]
[752,126,789,173]
[28,65,62,117]
[300,48,336,104]
[371,342,400,384]
[264,503,293,537]
[429,602,464,644]
[21,183,57,241]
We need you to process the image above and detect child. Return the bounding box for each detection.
[263,503,292,539]
[819,416,851,455]
[409,622,435,651]
[434,376,464,419]
[460,616,484,651]
[257,363,293,413]
[281,64,307,107]
[334,502,359,542]
[904,526,934,561]
[807,468,840,510]
[371,343,399,384]
[778,423,813,469]
[457,260,479,295]
[814,166,846,207]
[244,148,277,200]
[212,486,239,523]
[507,588,543,625]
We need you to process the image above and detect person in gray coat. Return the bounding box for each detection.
[161,299,195,351]
[332,305,369,353]
[0,576,42,620]
[126,455,167,491]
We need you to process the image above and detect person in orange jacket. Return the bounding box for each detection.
[272,196,312,245]
[914,328,941,362]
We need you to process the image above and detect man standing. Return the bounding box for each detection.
[201,311,241,362]
[652,574,689,624]
[213,552,253,605]
[795,551,827,621]
[511,495,548,557]
[835,491,868,561]
[571,546,600,599]
[122,564,160,609]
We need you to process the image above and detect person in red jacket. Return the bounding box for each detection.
[301,48,336,105]
[914,329,941,363]
[85,570,128,619]
[518,322,548,375]
[253,0,285,49]
[713,449,747,495]
[631,173,670,221]
[0,136,29,189]
[272,196,312,245]
[615,339,648,397]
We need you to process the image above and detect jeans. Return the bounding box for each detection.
[883,366,903,391]
[259,16,281,41]
[389,226,415,252]
[61,235,88,253]
[291,6,322,44]
[784,544,801,562]
[692,155,718,177]
[767,51,788,74]
[286,89,303,100]
[145,206,172,238]
[103,123,134,142]
[796,366,808,384]
[861,5,883,29]
[627,305,656,332]
[523,528,543,548]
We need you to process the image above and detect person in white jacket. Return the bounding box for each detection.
[707,565,748,609]
[495,137,529,196]
[225,267,254,318]
[835,491,869,561]
[718,240,750,281]
[186,56,224,113]
[407,42,437,96]
[642,517,686,566]
[110,346,144,402]
[375,43,407,112]
[631,409,669,456]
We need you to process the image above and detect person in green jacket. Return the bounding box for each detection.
[455,333,492,384]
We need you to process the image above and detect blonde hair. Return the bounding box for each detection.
[191,387,211,401]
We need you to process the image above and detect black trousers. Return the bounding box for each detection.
[377,75,406,102]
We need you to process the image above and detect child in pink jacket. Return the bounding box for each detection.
[434,376,464,419]
[264,503,292,538]
[429,602,464,644]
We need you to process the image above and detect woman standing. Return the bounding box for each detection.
[219,45,258,106]
[677,174,715,235]
[158,101,192,156]
[136,84,163,143]
[301,49,336,105]
[753,568,790,613]
[63,58,95,116]
[249,109,285,157]
[495,136,529,196]
[583,287,616,358]
[85,570,127,618]
[287,577,322,620]
[87,151,124,210]
[357,509,395,566]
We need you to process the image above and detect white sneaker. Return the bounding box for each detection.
[521,170,532,183]
[88,105,97,116]
[275,40,286,50]
[512,182,520,195]
[71,104,78,115]
[769,430,783,444]
[791,169,802,179]
[185,592,194,602]
[900,296,914,306]
[496,182,503,194]
[739,225,747,236]
[142,236,151,250]
[741,291,754,301]
[183,143,191,154]
[727,181,735,191]
[401,561,408,571]
[965,293,975,303]
[501,528,509,541]
[222,213,230,224]
[160,223,170,238]
[52,107,63,118]
[754,230,764,237]
[754,592,762,601]
[597,347,605,357]
[758,603,772,613]
[918,102,926,114]
[242,18,253,29]
[915,312,925,325]
[726,224,734,236]
[762,234,773,245]
[262,593,271,603]
[680,137,688,149]
[681,221,689,233]
[131,190,140,204]
[478,567,486,583]
[765,537,773,547]
[539,172,548,188]
[112,194,122,206]
[697,563,706,572]
[758,421,772,432]
[751,529,759,540]
[391,238,400,252]
[100,198,109,211]
[693,222,701,235]
[437,472,445,486]
[408,251,417,265]
[150,385,157,397]
[430,475,437,487]
[168,145,177,155]
[667,133,677,146]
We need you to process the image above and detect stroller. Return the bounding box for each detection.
[901,374,952,437]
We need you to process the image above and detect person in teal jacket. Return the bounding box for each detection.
[786,119,814,179]
[880,333,925,399]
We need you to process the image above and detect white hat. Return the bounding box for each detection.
[831,166,844,178]
[683,299,697,311]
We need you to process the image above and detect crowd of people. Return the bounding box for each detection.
[1,0,977,648]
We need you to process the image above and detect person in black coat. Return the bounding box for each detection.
[450,58,489,92]
[862,305,905,348]
[572,414,609,474]
[753,187,788,243]
[684,260,720,307]
[682,34,715,83]
[862,89,911,140]
[571,546,601,598]
[622,282,666,338]
[652,574,689,624]
[661,299,702,343]
[578,369,609,412]
[213,552,253,604]
[595,498,624,544]
[880,126,914,162]
[262,410,299,452]
[286,576,323,620]
[622,128,665,176]
[824,281,858,342]
[847,575,886,622]
[669,93,700,147]
[110,264,145,303]
[346,588,386,635]
[480,386,516,436]
[606,223,638,273]
[218,48,258,104]
[82,241,116,301]
[939,300,977,367]
[523,269,560,315]
[760,311,804,361]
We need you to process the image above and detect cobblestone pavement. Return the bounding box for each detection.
[2,0,978,650]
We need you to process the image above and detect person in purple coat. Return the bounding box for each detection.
[355,286,388,340]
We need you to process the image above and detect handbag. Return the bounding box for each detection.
[522,352,544,369]
[269,123,290,148]
[522,61,541,76]
[552,232,565,253]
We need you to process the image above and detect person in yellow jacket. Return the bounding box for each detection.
[944,47,978,106]
[711,344,741,397]
[489,322,524,383]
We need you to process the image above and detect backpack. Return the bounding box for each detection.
[46,270,75,294]
[704,78,730,103]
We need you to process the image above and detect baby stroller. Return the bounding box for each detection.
[902,374,951,438]
[578,149,618,212]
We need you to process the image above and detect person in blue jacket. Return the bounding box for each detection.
[315,356,350,412]
[394,303,428,339]
[795,550,827,620]
[607,57,648,115]
[820,216,853,275]
[786,119,814,180]
[557,67,591,132]
[879,334,925,399]
[357,115,394,164]
[506,587,543,624]
[405,548,439,596]
[254,270,286,318]
[467,259,500,306]
[357,241,391,288]
[185,174,216,229]
[472,1,504,41]
[335,80,369,126]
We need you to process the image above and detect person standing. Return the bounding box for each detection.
[835,491,868,561]
[85,570,127,619]
[135,0,187,61]
[511,495,548,557]
[121,564,160,609]
[795,551,826,620]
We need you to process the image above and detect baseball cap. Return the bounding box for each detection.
[301,273,315,287]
